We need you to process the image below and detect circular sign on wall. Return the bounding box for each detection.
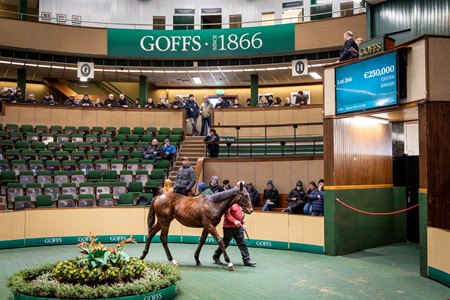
[292,59,308,76]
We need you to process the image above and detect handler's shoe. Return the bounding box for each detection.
[213,255,223,265]
[244,260,256,267]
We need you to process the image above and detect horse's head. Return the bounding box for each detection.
[235,181,253,214]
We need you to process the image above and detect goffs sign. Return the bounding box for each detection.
[77,62,94,79]
[292,59,308,76]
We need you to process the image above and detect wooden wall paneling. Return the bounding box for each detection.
[425,102,450,230]
[65,109,82,127]
[427,37,450,101]
[272,161,292,191]
[288,215,325,246]
[34,107,48,125]
[95,110,112,128]
[219,162,239,186]
[255,161,273,189]
[265,110,281,137]
[290,161,310,187]
[418,105,428,189]
[80,110,98,128]
[245,213,289,241]
[427,227,450,274]
[327,118,392,186]
[126,111,141,128]
[18,106,35,125]
[51,109,67,126]
[323,118,335,186]
[110,110,127,128]
[237,162,256,185]
[0,211,25,241]
[308,160,325,183]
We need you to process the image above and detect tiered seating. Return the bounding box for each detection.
[0,124,183,210]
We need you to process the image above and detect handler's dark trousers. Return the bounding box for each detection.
[213,227,250,263]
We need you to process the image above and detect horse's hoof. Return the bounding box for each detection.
[227,262,234,271]
[196,262,202,267]
[172,259,179,267]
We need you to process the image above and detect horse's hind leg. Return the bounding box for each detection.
[194,229,209,266]
[140,223,161,260]
[208,226,234,271]
[160,225,178,266]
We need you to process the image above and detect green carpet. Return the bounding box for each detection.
[0,243,448,299]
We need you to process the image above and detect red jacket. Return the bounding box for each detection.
[223,203,245,228]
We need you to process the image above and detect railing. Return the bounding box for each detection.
[206,122,323,158]
[0,5,365,29]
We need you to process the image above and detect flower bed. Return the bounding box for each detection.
[7,234,181,299]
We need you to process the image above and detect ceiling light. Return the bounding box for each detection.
[25,63,38,67]
[104,69,116,72]
[277,67,289,70]
[266,67,277,71]
[165,70,176,73]
[94,68,104,72]
[221,69,232,73]
[210,70,221,73]
[244,68,255,72]
[141,70,153,73]
[0,60,10,64]
[310,72,322,79]
[310,64,323,67]
[254,68,265,71]
[176,70,187,73]
[188,70,198,73]
[79,77,88,82]
[192,77,202,84]
[52,66,65,69]
[153,70,164,73]
[11,62,24,66]
[65,66,77,70]
[129,69,140,73]
[353,116,389,125]
[198,70,209,73]
[39,64,52,68]
[233,69,244,72]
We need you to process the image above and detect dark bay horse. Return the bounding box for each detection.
[140,180,253,270]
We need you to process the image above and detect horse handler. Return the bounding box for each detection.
[213,202,256,267]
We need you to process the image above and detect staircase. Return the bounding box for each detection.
[169,136,206,181]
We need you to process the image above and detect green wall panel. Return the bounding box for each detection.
[325,187,407,255]
[370,0,450,43]
[419,192,428,277]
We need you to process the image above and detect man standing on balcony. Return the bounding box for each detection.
[338,31,359,62]
[185,94,200,136]
[200,95,213,136]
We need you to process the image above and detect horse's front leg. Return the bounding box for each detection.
[194,229,209,266]
[160,223,178,266]
[208,226,234,271]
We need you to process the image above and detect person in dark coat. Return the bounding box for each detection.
[283,181,306,214]
[338,31,359,62]
[174,157,196,196]
[303,181,318,214]
[13,88,25,103]
[261,180,280,211]
[143,139,162,164]
[209,175,224,194]
[246,182,259,208]
[309,179,324,216]
[185,94,200,136]
[204,128,220,157]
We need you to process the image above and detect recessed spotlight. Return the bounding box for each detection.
[310,72,322,79]
[192,77,202,84]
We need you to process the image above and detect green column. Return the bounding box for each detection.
[17,68,26,94]
[139,75,147,107]
[250,74,259,107]
[19,0,27,20]
[366,3,373,40]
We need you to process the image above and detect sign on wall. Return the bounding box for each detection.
[77,62,94,79]
[292,59,308,76]
[107,24,295,59]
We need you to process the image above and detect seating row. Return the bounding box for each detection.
[0,134,182,148]
[0,124,182,136]
[12,192,154,210]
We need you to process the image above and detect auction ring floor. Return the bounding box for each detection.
[0,243,448,299]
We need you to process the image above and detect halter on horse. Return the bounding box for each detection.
[140,180,253,271]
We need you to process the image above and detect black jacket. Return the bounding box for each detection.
[263,187,280,207]
[339,38,359,61]
[209,182,224,193]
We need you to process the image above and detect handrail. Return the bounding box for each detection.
[98,81,133,102]
[0,5,365,28]
[213,122,323,129]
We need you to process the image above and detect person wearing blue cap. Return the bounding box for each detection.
[261,180,279,211]
[198,182,213,195]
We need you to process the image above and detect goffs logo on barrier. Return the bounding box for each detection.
[44,238,63,244]
[110,236,128,242]
[143,294,162,300]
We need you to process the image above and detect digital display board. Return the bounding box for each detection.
[335,51,398,115]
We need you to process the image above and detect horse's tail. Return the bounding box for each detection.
[163,179,173,194]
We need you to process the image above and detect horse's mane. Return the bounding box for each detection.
[206,188,238,203]
[162,179,174,194]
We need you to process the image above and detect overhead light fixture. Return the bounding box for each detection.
[153,70,164,73]
[277,66,289,70]
[52,65,65,69]
[141,70,153,73]
[266,67,277,71]
[353,116,389,125]
[79,77,88,82]
[192,77,202,84]
[210,70,221,73]
[244,68,255,72]
[233,69,244,72]
[0,60,11,64]
[198,70,209,73]
[104,69,116,72]
[65,66,77,70]
[39,64,52,68]
[310,72,322,79]
[165,70,176,73]
[25,63,38,67]
[129,69,141,73]
[11,62,24,66]
[188,70,199,73]
[221,69,232,73]
[254,68,265,71]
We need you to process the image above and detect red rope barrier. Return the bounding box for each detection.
[335,198,419,216]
